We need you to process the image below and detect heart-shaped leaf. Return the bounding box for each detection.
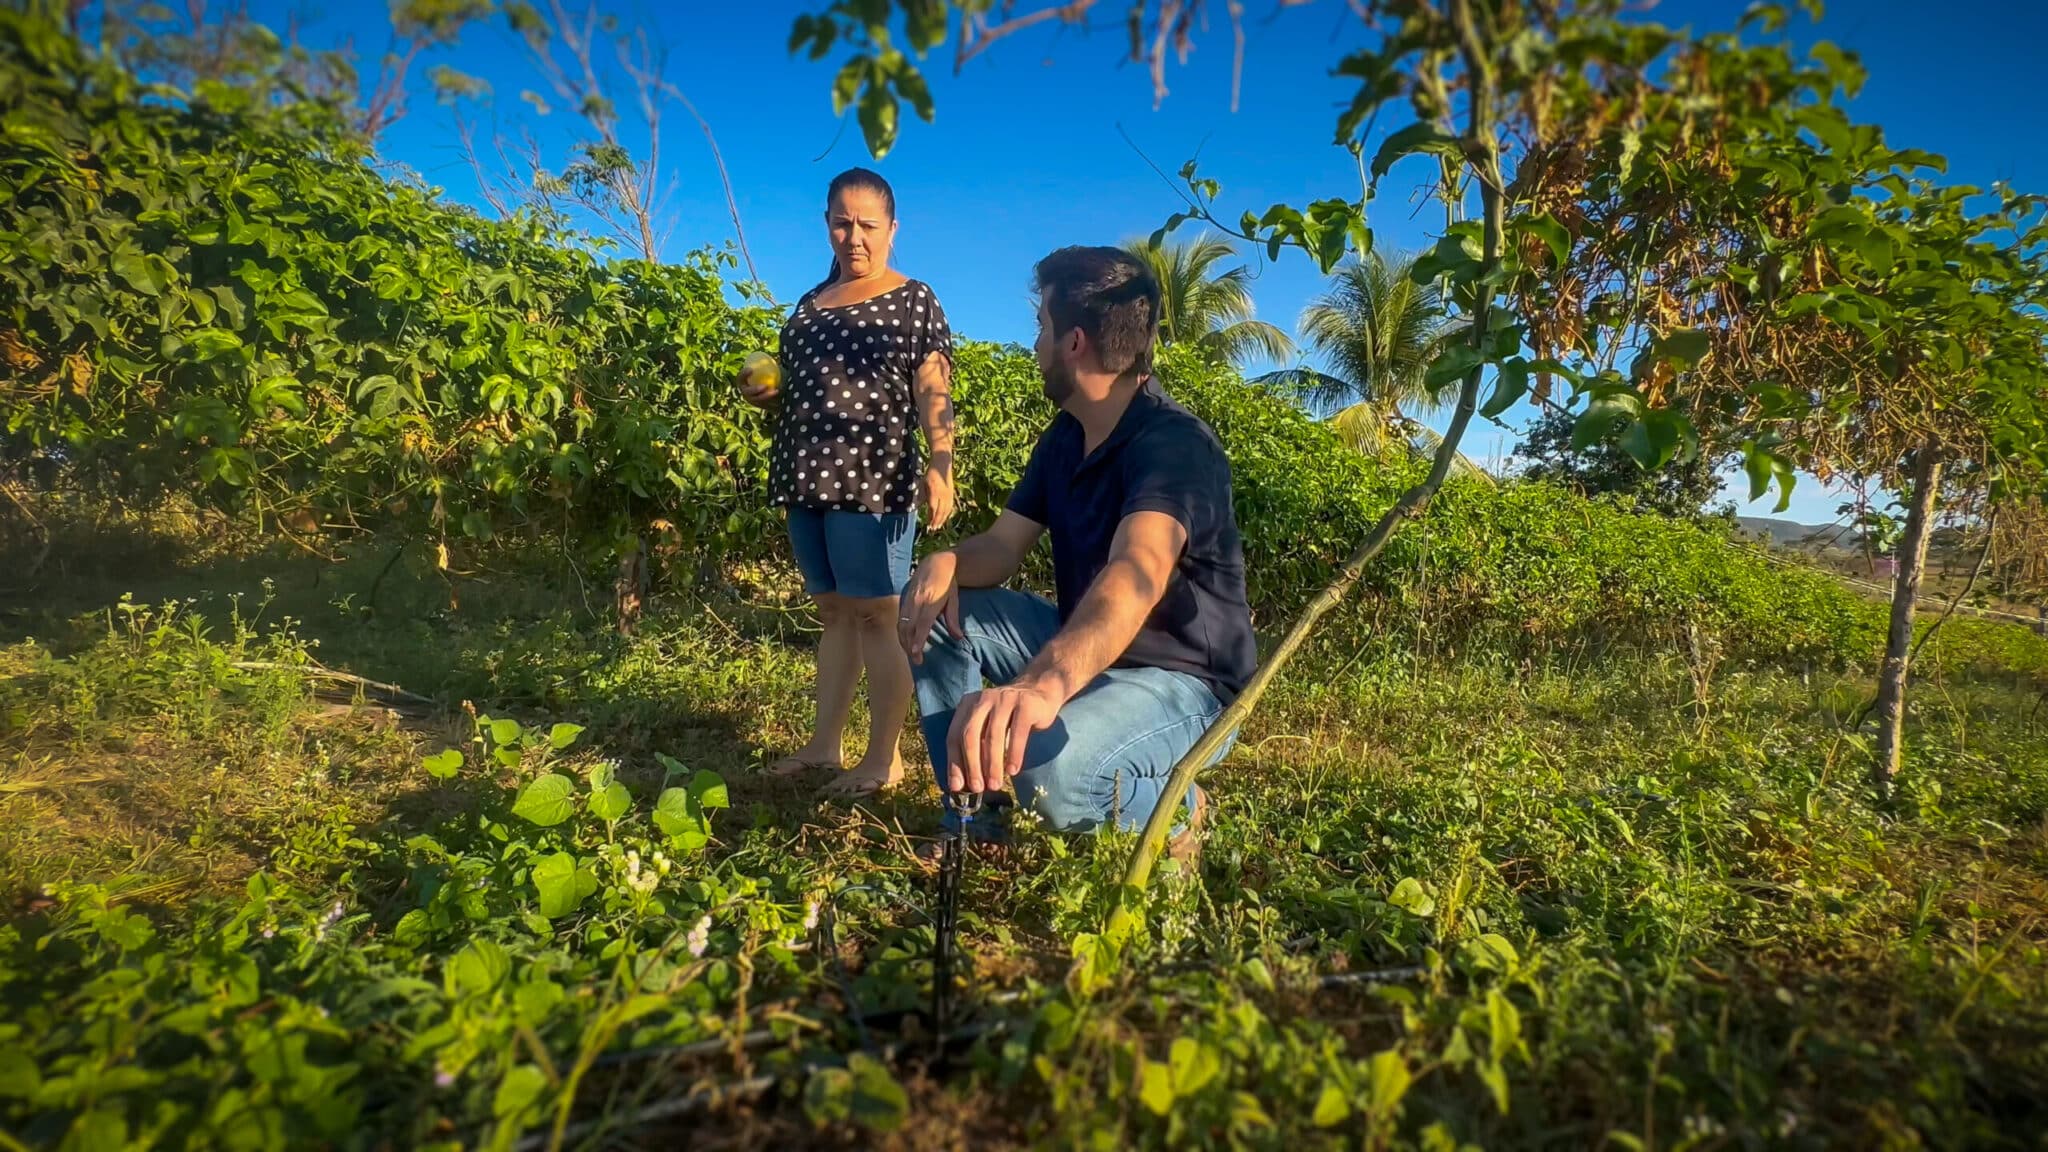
[512,774,577,827]
[532,851,584,918]
[1389,877,1436,918]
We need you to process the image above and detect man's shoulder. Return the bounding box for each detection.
[1131,395,1228,460]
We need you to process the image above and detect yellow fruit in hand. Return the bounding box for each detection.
[742,351,781,395]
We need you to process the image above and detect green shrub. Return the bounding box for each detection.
[7,2,2043,680]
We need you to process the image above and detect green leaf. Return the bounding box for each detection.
[588,781,631,824]
[1483,360,1529,419]
[653,786,709,850]
[1572,394,1642,451]
[1389,877,1435,918]
[1312,1083,1351,1127]
[831,57,866,116]
[490,717,522,747]
[1425,343,1484,390]
[393,909,432,946]
[113,251,168,296]
[422,749,462,779]
[847,1052,909,1131]
[804,1065,853,1126]
[512,774,577,827]
[493,1064,549,1121]
[1651,328,1711,365]
[183,328,244,360]
[1743,441,1777,504]
[447,939,510,995]
[858,85,899,159]
[1371,122,1464,181]
[1617,411,1682,471]
[1169,1037,1220,1096]
[689,769,729,810]
[1519,214,1570,265]
[96,907,154,951]
[61,1107,127,1152]
[1139,1059,1175,1115]
[897,67,934,123]
[1460,932,1520,973]
[548,722,584,750]
[1365,1049,1413,1115]
[514,978,565,1025]
[532,851,585,918]
[0,1049,42,1099]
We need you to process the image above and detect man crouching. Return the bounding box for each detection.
[895,245,1256,863]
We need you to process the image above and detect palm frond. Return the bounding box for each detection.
[1122,232,1285,369]
[1297,250,1457,417]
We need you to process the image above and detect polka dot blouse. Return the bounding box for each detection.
[768,279,953,514]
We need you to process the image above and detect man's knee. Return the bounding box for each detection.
[1015,767,1100,833]
[815,593,852,625]
[1011,726,1105,833]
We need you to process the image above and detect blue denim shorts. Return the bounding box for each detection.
[786,507,917,600]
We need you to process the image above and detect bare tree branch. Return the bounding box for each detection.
[956,1,1101,73]
[659,79,764,289]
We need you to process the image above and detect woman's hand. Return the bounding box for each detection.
[737,356,780,409]
[921,464,955,532]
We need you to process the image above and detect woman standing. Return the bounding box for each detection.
[740,168,956,798]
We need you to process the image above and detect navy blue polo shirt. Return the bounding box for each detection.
[1006,377,1258,703]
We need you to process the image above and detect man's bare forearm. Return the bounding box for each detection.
[1011,554,1160,706]
[946,533,1022,589]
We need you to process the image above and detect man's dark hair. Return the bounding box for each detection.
[1034,246,1162,376]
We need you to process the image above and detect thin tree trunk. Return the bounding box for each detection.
[1871,438,1942,796]
[614,535,648,635]
[1122,0,1505,893]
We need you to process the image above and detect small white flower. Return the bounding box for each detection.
[435,1069,455,1089]
[685,915,712,958]
[802,900,821,933]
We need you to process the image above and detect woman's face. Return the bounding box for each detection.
[826,187,896,280]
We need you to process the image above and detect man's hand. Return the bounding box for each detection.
[946,683,1061,794]
[898,550,961,665]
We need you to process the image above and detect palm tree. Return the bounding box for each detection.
[1263,250,1491,482]
[1122,233,1294,369]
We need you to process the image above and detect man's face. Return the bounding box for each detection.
[1033,299,1077,408]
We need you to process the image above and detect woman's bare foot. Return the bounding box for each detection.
[765,741,842,779]
[817,753,904,799]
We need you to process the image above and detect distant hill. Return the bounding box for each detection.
[1735,516,1839,549]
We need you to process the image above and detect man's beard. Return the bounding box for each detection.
[1038,352,1076,407]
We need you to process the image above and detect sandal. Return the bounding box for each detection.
[816,760,904,800]
[763,753,840,779]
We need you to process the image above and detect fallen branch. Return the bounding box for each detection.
[229,662,436,707]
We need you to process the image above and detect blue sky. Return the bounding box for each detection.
[303,1,2044,525]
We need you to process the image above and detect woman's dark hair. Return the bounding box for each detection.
[1033,246,1162,376]
[817,167,896,292]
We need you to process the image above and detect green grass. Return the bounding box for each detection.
[3,510,2046,1151]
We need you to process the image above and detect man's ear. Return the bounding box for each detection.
[1064,325,1089,368]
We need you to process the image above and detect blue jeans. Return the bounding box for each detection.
[786,508,917,600]
[912,588,1237,838]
